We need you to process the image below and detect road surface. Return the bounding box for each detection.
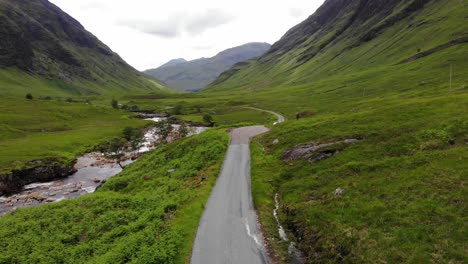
[191,110,284,264]
[245,107,285,125]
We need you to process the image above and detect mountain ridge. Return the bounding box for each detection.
[144,42,271,92]
[0,0,169,96]
[206,0,467,92]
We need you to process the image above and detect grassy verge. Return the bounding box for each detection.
[0,128,229,263]
[250,94,467,263]
[251,142,290,262]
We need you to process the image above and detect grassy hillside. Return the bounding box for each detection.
[0,0,169,96]
[250,93,467,262]
[0,129,229,263]
[0,97,152,174]
[206,0,467,92]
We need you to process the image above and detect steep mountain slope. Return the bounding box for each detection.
[207,0,467,92]
[0,0,168,96]
[144,42,271,91]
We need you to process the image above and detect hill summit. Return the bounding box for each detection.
[144,42,271,92]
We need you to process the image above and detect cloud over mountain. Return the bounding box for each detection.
[119,9,235,38]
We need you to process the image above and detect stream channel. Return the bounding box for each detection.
[0,118,208,216]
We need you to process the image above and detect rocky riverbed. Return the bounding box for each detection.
[0,119,208,216]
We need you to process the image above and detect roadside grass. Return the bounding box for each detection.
[0,97,149,173]
[250,93,467,263]
[0,128,229,263]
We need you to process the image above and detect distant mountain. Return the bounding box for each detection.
[144,42,271,91]
[0,0,169,96]
[159,58,188,69]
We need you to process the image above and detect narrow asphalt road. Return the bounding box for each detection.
[245,107,285,124]
[191,110,284,264]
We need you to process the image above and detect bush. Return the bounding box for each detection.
[296,111,316,120]
[173,104,184,115]
[111,99,119,109]
[25,93,33,100]
[203,114,214,126]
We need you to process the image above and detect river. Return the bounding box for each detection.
[0,118,208,216]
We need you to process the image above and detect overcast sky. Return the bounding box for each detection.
[50,0,325,71]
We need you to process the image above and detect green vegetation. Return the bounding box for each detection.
[111,99,119,109]
[0,129,228,263]
[120,94,277,126]
[0,0,466,263]
[251,95,467,262]
[0,97,149,173]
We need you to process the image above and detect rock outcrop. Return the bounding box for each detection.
[0,159,76,195]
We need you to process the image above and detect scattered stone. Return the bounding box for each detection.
[334,187,345,196]
[93,179,101,183]
[308,150,340,163]
[45,198,56,203]
[281,139,360,162]
[167,169,176,173]
[26,192,46,202]
[273,139,280,144]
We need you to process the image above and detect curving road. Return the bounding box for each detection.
[245,107,285,125]
[191,109,284,264]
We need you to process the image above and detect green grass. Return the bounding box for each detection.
[122,94,278,126]
[0,97,151,173]
[0,68,173,97]
[0,0,466,263]
[0,128,229,263]
[250,94,467,263]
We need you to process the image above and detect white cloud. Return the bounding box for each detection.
[118,15,183,39]
[119,9,235,38]
[50,0,325,70]
[289,8,305,18]
[185,9,235,36]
